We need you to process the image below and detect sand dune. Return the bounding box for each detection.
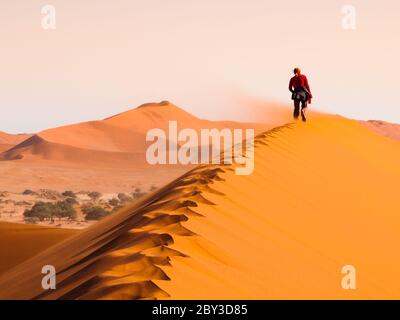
[0,101,268,192]
[0,131,32,152]
[0,134,146,166]
[1,114,400,299]
[25,101,265,155]
[0,222,77,275]
[0,101,265,166]
[361,120,400,141]
[0,131,32,146]
[0,144,13,153]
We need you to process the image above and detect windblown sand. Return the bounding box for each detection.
[1,115,400,299]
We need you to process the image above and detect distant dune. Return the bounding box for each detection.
[1,115,400,299]
[2,101,266,161]
[0,101,269,192]
[0,135,147,166]
[0,131,32,153]
[361,120,400,141]
[0,222,77,275]
[0,131,32,145]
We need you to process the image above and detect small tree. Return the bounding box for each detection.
[62,191,76,198]
[23,200,77,221]
[23,201,53,221]
[52,201,77,220]
[22,189,37,196]
[83,206,110,221]
[64,197,78,206]
[88,191,102,202]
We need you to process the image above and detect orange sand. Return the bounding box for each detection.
[0,131,31,146]
[1,114,400,299]
[0,222,77,275]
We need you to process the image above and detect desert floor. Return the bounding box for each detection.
[0,222,77,275]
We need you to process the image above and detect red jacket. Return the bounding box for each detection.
[289,74,312,99]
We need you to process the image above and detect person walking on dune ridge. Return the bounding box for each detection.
[289,67,312,122]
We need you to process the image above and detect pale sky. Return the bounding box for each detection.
[1,0,400,133]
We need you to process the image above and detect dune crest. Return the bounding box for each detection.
[2,115,400,299]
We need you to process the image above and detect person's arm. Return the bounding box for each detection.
[304,76,312,98]
[288,78,294,93]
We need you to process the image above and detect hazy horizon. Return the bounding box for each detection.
[1,0,400,133]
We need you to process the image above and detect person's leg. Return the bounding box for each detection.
[301,100,308,122]
[293,100,300,120]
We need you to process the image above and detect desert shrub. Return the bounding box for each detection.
[83,206,110,221]
[62,191,76,198]
[23,200,77,221]
[149,185,158,192]
[22,189,37,196]
[108,198,120,206]
[23,201,54,221]
[64,197,78,205]
[52,201,77,220]
[88,191,102,202]
[15,201,32,206]
[38,189,61,200]
[117,193,131,203]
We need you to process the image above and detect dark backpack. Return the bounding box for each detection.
[291,86,310,101]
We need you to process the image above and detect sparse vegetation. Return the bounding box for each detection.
[62,190,76,198]
[108,198,120,206]
[24,217,39,224]
[88,191,102,202]
[22,189,37,196]
[0,187,155,229]
[23,200,77,221]
[38,189,61,200]
[64,197,78,205]
[23,202,53,221]
[52,201,77,220]
[83,206,110,221]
